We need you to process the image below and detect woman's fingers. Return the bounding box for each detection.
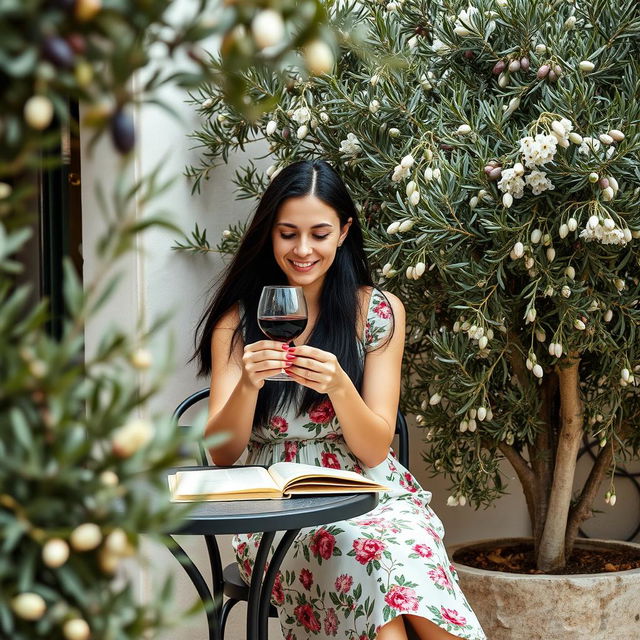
[244,340,289,354]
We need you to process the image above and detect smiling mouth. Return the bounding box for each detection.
[289,259,319,271]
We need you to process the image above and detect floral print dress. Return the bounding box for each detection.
[233,289,486,640]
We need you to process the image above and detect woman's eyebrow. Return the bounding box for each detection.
[276,222,334,229]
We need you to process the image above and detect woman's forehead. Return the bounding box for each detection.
[275,195,340,226]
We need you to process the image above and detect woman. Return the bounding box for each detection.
[194,160,486,640]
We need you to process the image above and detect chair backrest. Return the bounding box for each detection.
[173,388,410,470]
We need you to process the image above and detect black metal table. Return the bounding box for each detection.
[163,468,378,640]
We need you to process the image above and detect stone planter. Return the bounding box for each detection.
[449,537,640,640]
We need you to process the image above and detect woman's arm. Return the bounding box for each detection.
[204,306,290,465]
[284,291,405,467]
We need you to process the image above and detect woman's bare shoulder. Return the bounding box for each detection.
[214,303,241,332]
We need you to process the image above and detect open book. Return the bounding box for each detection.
[168,462,389,502]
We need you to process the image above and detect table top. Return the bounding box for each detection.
[165,467,379,536]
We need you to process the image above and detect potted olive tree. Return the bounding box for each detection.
[180,0,640,636]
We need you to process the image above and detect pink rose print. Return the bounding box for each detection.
[309,400,335,424]
[270,416,288,433]
[271,572,284,605]
[284,440,298,462]
[412,543,433,558]
[309,528,336,560]
[299,568,313,590]
[384,585,419,612]
[425,525,442,541]
[353,538,385,564]
[334,574,353,593]
[356,517,385,527]
[294,603,321,632]
[321,452,341,469]
[285,632,294,640]
[400,472,418,493]
[441,607,467,626]
[323,607,339,636]
[373,300,392,319]
[243,559,252,578]
[428,565,453,590]
[353,464,363,475]
[236,542,247,556]
[365,322,372,344]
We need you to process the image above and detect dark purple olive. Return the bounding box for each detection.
[110,110,135,154]
[49,0,75,10]
[488,167,503,181]
[492,60,506,75]
[42,36,75,70]
[66,33,87,55]
[282,126,290,140]
[464,50,475,60]
[520,56,530,71]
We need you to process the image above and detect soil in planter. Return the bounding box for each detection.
[453,541,640,575]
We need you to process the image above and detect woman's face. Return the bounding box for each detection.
[271,195,352,290]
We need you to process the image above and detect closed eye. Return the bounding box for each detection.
[279,233,331,240]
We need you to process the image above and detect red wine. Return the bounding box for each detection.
[258,315,307,341]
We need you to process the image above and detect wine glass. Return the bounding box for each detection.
[257,286,308,381]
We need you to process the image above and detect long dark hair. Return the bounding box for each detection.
[194,159,374,426]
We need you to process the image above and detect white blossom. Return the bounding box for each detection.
[519,134,558,168]
[292,106,311,124]
[525,170,555,195]
[578,137,601,156]
[401,154,415,168]
[392,164,410,182]
[579,219,629,246]
[454,6,479,36]
[339,133,362,157]
[369,100,380,114]
[431,39,450,55]
[497,168,525,198]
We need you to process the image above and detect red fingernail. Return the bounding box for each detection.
[286,353,296,361]
[281,344,289,350]
[284,362,293,367]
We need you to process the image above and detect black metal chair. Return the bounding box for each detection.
[173,387,410,637]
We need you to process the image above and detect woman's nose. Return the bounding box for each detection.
[293,239,312,257]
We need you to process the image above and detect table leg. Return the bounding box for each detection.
[165,534,222,640]
[246,528,301,640]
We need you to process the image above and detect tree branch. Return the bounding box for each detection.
[565,440,614,556]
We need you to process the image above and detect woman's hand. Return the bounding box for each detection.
[241,340,290,389]
[283,345,350,394]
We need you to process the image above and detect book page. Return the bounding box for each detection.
[268,462,387,492]
[170,466,280,500]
